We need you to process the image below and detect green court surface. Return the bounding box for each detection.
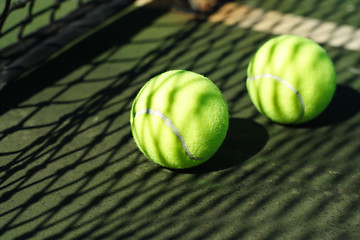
[1,1,360,239]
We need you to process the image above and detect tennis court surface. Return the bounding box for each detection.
[1,0,360,239]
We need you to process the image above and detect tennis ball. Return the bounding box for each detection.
[130,70,229,169]
[246,35,336,124]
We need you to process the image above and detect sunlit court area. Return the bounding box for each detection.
[1,0,360,239]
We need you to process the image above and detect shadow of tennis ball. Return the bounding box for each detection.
[181,118,269,173]
[296,85,360,128]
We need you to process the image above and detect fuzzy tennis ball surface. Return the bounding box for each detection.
[246,35,336,124]
[130,70,229,169]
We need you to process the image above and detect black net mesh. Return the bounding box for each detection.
[0,0,134,89]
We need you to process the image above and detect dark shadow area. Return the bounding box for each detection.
[0,4,168,115]
[0,0,139,89]
[294,85,360,128]
[177,118,269,173]
[0,0,125,67]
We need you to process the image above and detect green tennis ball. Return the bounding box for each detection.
[130,70,229,169]
[246,35,336,124]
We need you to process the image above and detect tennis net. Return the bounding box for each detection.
[0,0,134,90]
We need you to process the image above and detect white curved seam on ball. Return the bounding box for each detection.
[134,108,203,161]
[248,74,305,122]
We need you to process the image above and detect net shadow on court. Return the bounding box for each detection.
[0,1,360,239]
